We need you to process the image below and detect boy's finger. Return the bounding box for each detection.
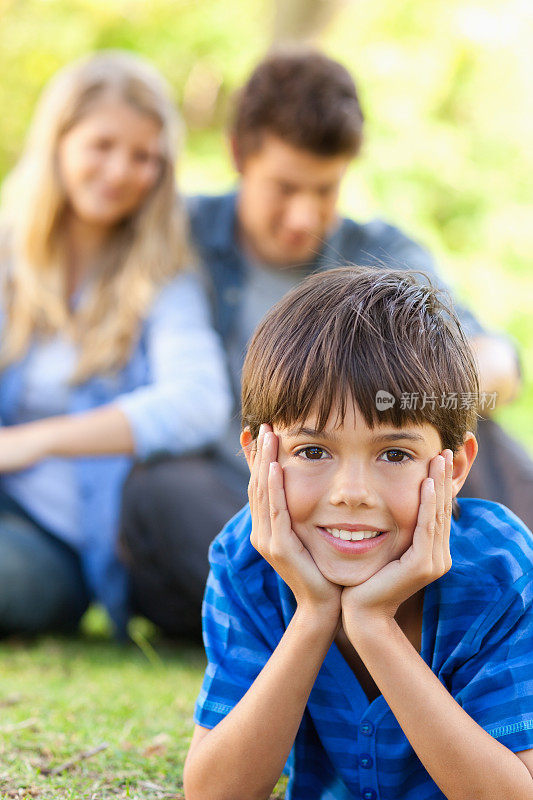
[248,425,263,516]
[268,461,292,542]
[268,427,279,462]
[257,430,275,544]
[429,454,446,568]
[432,454,446,535]
[248,439,257,471]
[442,449,454,558]
[249,424,269,520]
[413,477,436,558]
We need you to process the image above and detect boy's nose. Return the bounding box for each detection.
[329,461,376,507]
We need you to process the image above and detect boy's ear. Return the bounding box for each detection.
[240,427,254,473]
[451,432,478,498]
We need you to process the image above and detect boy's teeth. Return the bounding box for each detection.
[326,528,382,541]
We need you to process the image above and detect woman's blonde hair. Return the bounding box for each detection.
[0,50,191,382]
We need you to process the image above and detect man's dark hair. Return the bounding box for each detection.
[242,266,480,453]
[231,49,364,159]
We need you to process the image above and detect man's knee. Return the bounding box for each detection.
[120,453,245,574]
[120,455,215,566]
[122,455,210,513]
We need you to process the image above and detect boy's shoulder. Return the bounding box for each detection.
[428,498,533,679]
[206,504,291,636]
[209,504,275,589]
[210,503,254,562]
[432,498,532,644]
[451,497,533,586]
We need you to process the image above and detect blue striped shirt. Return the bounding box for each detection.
[195,498,533,800]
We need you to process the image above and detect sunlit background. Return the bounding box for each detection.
[1,0,531,448]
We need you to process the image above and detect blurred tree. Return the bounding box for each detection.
[272,0,342,42]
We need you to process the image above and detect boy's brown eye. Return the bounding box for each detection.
[300,446,325,460]
[385,449,408,463]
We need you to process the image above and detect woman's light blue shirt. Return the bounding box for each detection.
[0,271,232,633]
[4,336,79,544]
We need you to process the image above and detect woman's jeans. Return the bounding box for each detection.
[0,489,89,636]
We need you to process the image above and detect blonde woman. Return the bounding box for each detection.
[0,51,231,637]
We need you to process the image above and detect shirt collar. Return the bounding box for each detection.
[203,190,241,254]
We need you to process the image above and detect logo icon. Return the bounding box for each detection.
[375,390,396,411]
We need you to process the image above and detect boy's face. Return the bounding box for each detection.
[273,403,453,587]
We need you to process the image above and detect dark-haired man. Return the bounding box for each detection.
[120,50,530,638]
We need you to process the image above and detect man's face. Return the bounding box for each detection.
[273,403,448,587]
[236,134,351,267]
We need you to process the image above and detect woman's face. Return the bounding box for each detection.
[58,98,164,228]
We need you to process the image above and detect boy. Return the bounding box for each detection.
[184,267,533,799]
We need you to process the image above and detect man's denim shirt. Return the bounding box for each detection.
[187,191,485,346]
[0,272,232,635]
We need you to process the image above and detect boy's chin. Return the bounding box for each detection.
[335,578,372,589]
[321,566,379,588]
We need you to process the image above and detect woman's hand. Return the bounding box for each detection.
[341,450,453,631]
[245,424,342,621]
[0,423,51,472]
[0,406,135,473]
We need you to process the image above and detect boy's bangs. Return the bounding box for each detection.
[270,326,456,437]
[242,267,480,451]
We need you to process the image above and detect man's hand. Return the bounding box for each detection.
[245,424,342,620]
[341,450,453,631]
[470,334,521,408]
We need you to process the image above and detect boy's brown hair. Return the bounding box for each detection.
[231,49,364,160]
[241,266,479,453]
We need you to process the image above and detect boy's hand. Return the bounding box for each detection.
[246,424,342,620]
[341,450,453,630]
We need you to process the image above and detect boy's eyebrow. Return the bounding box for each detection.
[371,432,425,444]
[285,426,343,442]
[284,428,426,445]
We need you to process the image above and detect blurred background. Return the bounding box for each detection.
[1,0,531,448]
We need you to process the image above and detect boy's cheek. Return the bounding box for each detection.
[389,476,425,534]
[281,468,317,524]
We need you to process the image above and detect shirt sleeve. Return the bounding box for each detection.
[451,572,533,753]
[194,536,273,729]
[351,220,486,339]
[115,271,232,459]
[381,225,486,339]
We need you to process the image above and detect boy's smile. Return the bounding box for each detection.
[274,402,446,587]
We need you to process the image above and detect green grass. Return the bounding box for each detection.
[0,609,287,799]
